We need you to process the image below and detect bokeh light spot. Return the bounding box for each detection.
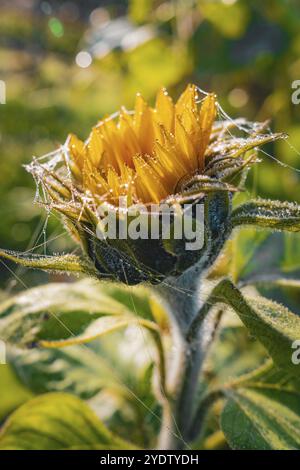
[228,88,249,108]
[75,51,93,68]
[48,17,64,38]
[222,0,238,5]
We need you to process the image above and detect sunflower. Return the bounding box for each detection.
[26,85,283,284]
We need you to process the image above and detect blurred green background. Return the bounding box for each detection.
[1,0,300,291]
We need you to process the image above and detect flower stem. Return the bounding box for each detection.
[154,267,217,449]
[157,336,205,449]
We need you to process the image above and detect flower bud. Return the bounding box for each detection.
[26,85,283,284]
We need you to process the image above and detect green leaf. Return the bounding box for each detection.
[189,312,268,444]
[9,346,123,399]
[226,359,300,391]
[240,273,300,289]
[0,393,135,450]
[233,230,300,283]
[206,280,300,377]
[0,249,98,277]
[229,229,277,282]
[0,365,33,421]
[11,332,160,448]
[101,358,160,448]
[0,279,158,348]
[85,332,160,448]
[231,199,300,232]
[221,386,300,450]
[204,324,267,390]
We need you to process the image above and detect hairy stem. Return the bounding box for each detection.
[154,267,217,449]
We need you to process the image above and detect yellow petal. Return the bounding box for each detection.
[82,160,109,198]
[134,94,155,155]
[175,85,201,169]
[147,157,175,195]
[119,163,135,206]
[198,93,216,169]
[176,84,198,117]
[133,155,168,203]
[118,109,141,166]
[107,167,121,202]
[68,133,85,169]
[154,141,186,181]
[175,116,197,170]
[155,88,175,133]
[86,127,103,167]
[98,120,123,173]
